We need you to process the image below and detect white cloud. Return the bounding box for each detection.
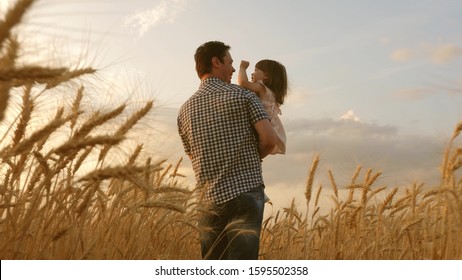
[393,88,433,100]
[429,44,462,64]
[284,86,313,108]
[271,116,444,188]
[124,0,187,38]
[390,48,413,62]
[339,110,361,122]
[390,44,462,64]
[393,87,434,100]
[285,116,397,140]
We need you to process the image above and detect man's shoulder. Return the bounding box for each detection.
[201,79,255,98]
[227,83,254,95]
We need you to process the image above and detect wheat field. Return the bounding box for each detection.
[1,0,461,260]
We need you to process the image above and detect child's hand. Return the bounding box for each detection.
[240,60,250,69]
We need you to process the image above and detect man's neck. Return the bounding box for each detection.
[201,73,218,81]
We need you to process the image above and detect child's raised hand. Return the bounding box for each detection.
[240,60,250,69]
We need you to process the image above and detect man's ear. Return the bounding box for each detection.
[211,57,221,68]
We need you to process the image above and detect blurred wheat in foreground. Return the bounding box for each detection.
[1,0,461,260]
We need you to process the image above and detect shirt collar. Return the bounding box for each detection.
[201,77,225,86]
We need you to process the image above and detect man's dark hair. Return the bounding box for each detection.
[194,41,230,78]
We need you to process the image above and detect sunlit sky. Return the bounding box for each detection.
[3,0,462,210]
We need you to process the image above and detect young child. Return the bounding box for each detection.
[238,59,287,155]
[238,59,288,204]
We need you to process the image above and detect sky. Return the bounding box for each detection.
[2,0,462,212]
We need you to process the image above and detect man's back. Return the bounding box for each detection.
[178,77,269,204]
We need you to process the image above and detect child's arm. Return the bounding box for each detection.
[238,60,265,97]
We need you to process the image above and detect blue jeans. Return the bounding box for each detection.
[199,186,265,260]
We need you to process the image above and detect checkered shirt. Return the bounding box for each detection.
[178,77,269,204]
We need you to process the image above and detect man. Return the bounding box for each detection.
[177,41,277,259]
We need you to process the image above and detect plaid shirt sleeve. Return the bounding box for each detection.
[247,92,270,125]
[177,114,190,155]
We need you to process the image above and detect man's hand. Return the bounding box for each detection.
[254,119,277,159]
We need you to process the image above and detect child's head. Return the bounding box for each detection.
[255,59,288,105]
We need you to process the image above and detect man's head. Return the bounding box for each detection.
[194,41,235,83]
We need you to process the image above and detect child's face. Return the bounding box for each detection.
[251,68,266,82]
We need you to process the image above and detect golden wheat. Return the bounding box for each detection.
[1,0,461,260]
[0,0,34,49]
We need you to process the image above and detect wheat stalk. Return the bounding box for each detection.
[98,101,153,162]
[305,154,319,205]
[314,184,323,208]
[126,144,143,166]
[366,171,382,186]
[78,166,145,182]
[0,81,10,122]
[139,200,186,213]
[72,104,126,139]
[451,121,462,141]
[52,135,125,155]
[11,85,33,146]
[0,37,18,122]
[0,36,19,67]
[70,85,84,130]
[379,187,398,215]
[72,146,93,174]
[328,169,338,198]
[45,67,97,89]
[3,108,68,157]
[0,0,35,50]
[170,157,183,178]
[0,66,67,83]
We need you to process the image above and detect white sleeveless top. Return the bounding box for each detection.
[259,82,286,154]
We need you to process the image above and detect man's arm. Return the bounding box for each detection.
[254,119,277,159]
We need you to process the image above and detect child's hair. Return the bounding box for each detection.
[255,59,288,105]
